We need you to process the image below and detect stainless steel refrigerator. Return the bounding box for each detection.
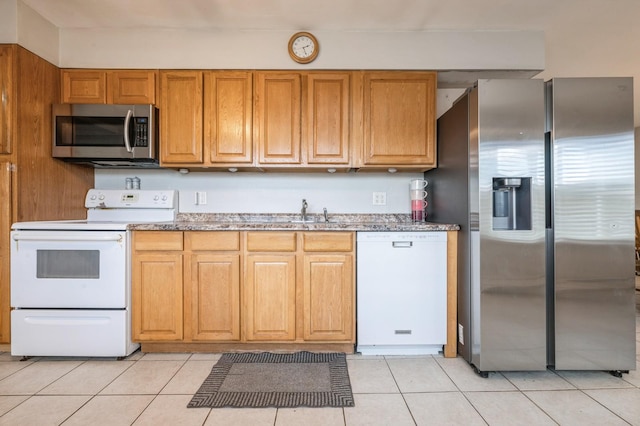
[427,78,636,373]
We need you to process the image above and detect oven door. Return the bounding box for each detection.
[10,230,127,308]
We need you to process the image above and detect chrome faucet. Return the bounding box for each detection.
[301,199,308,222]
[323,207,329,223]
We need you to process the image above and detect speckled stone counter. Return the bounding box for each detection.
[128,213,460,232]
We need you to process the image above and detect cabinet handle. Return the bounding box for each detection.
[392,241,412,248]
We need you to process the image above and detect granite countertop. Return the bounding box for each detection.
[129,213,460,232]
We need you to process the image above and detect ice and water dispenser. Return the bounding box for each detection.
[492,177,532,230]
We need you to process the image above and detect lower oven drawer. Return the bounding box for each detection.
[11,310,139,357]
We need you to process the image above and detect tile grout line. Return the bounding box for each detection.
[383,355,418,426]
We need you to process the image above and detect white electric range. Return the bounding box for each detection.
[10,189,177,358]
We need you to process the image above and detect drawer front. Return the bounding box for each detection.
[303,232,354,252]
[133,231,183,251]
[187,231,240,251]
[246,232,297,252]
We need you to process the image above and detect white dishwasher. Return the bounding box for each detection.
[356,231,447,355]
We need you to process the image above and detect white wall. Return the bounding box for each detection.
[0,1,58,63]
[95,169,424,214]
[16,0,58,64]
[0,0,17,42]
[58,28,544,71]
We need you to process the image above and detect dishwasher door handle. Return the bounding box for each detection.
[392,241,413,248]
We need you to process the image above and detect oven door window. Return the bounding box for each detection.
[37,249,100,279]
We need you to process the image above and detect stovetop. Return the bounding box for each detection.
[11,189,178,231]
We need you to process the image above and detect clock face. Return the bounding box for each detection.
[288,32,319,63]
[292,35,315,59]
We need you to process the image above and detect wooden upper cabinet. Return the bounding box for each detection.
[0,46,15,155]
[255,72,301,165]
[62,70,106,103]
[204,72,253,164]
[306,73,350,165]
[159,71,204,164]
[62,69,156,104]
[360,71,437,169]
[108,71,156,104]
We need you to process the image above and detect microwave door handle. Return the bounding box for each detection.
[123,109,133,153]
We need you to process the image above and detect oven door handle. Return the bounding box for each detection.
[12,234,123,242]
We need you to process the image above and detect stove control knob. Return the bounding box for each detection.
[99,195,105,200]
[162,195,168,201]
[153,195,160,201]
[90,195,97,200]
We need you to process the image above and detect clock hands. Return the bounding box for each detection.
[289,32,318,63]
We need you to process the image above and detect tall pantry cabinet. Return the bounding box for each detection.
[0,45,94,343]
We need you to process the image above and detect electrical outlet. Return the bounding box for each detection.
[458,324,464,345]
[372,191,387,205]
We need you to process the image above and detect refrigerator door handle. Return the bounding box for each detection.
[544,131,552,230]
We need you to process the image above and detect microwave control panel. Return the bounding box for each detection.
[134,117,149,147]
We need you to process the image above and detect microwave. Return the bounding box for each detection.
[52,104,159,168]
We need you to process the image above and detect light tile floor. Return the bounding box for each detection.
[0,292,637,426]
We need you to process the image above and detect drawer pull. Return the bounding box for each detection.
[392,241,412,248]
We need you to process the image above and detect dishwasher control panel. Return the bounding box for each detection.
[356,231,447,242]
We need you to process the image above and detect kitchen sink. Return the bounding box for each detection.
[248,217,326,224]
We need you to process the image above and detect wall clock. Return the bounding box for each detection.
[288,32,319,64]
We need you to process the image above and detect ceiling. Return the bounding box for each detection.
[17,0,629,32]
[18,0,640,97]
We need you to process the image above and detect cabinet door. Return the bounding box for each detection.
[245,254,296,340]
[204,71,253,164]
[362,72,436,167]
[302,254,354,341]
[306,73,350,164]
[255,72,301,164]
[108,71,156,104]
[132,252,184,341]
[188,253,241,341]
[0,46,14,154]
[62,70,106,103]
[132,231,184,342]
[0,161,11,342]
[159,71,204,164]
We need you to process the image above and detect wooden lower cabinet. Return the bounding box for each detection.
[187,253,241,341]
[245,254,297,341]
[131,230,355,350]
[302,254,353,341]
[0,161,11,342]
[132,232,184,341]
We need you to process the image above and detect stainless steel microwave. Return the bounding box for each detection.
[52,104,159,168]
